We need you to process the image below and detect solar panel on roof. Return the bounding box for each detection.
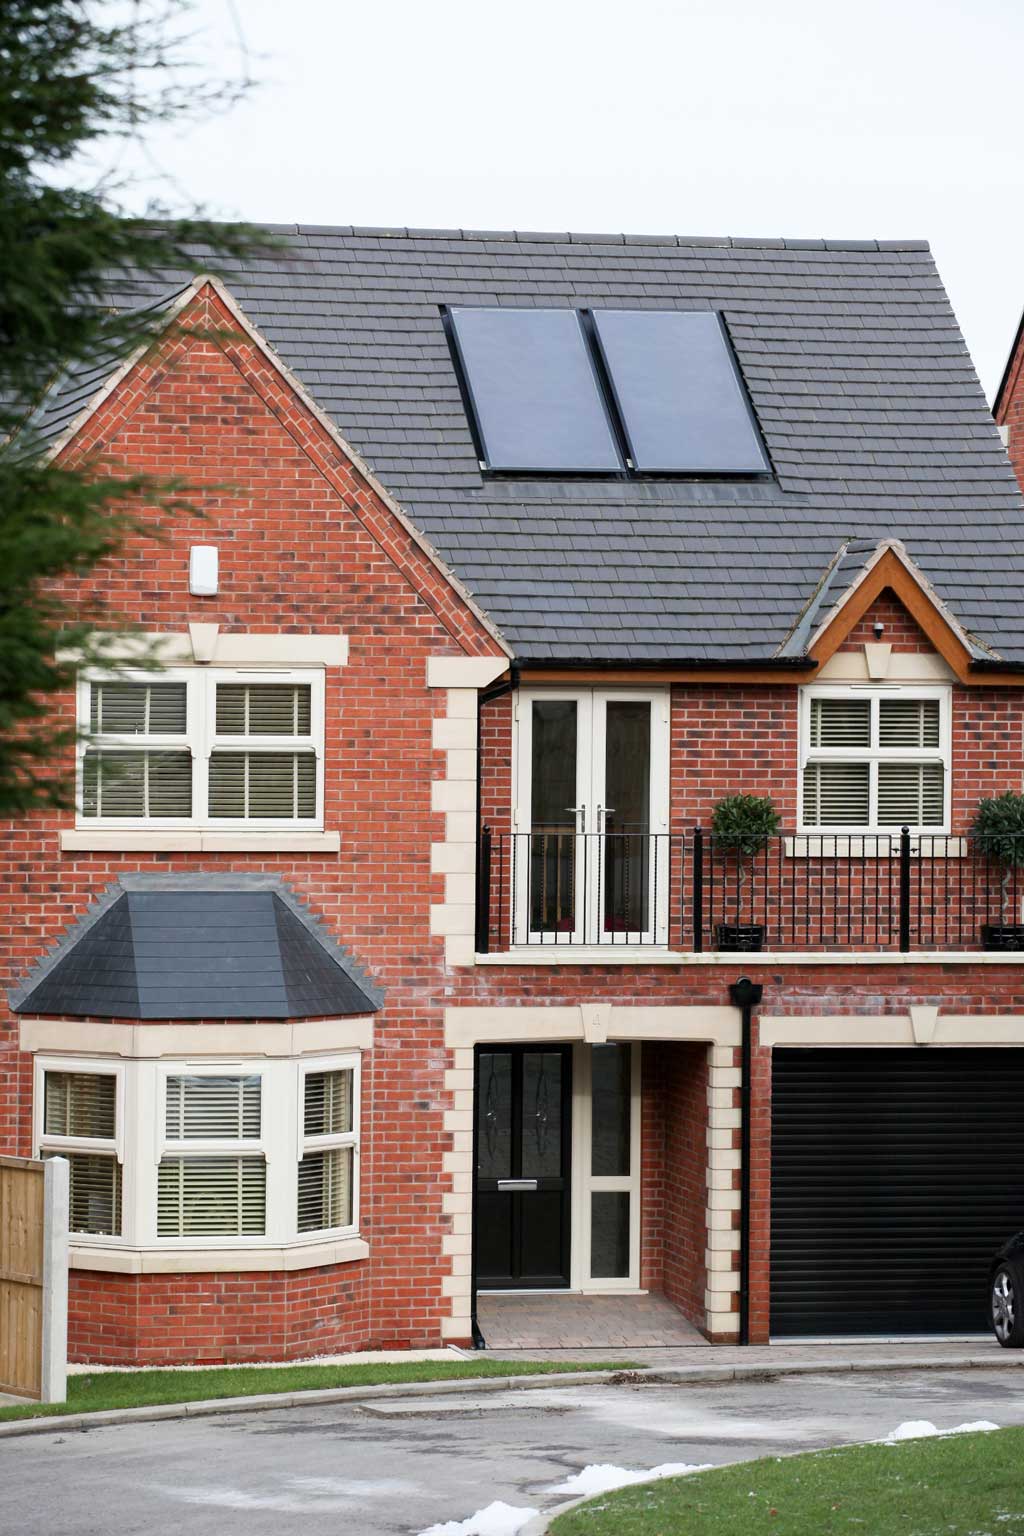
[448,307,623,473]
[591,309,769,474]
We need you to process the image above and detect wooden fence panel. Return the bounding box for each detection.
[0,1156,47,1400]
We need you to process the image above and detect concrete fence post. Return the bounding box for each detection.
[40,1156,69,1404]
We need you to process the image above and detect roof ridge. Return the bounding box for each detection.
[276,221,931,252]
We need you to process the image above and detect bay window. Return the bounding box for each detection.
[33,1054,361,1254]
[800,686,950,834]
[78,670,323,828]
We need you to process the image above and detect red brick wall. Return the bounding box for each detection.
[995,325,1024,490]
[68,1259,372,1366]
[644,1044,709,1333]
[840,591,932,652]
[1,284,503,1363]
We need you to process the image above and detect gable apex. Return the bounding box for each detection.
[807,540,995,680]
[42,274,512,662]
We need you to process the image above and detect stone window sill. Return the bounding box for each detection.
[61,829,341,853]
[68,1235,369,1274]
[786,836,965,858]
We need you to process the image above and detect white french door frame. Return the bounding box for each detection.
[569,1042,643,1291]
[513,688,670,946]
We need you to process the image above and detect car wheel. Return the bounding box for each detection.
[991,1263,1024,1348]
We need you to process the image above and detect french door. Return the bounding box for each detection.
[514,690,669,944]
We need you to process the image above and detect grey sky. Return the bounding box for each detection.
[115,0,1024,401]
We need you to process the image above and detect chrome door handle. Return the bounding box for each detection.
[496,1178,539,1192]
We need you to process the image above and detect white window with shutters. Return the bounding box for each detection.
[296,1057,360,1237]
[799,685,950,834]
[34,1061,125,1241]
[76,669,324,829]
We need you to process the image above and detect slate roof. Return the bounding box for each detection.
[10,876,382,1020]
[37,228,1024,663]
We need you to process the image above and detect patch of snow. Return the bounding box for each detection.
[549,1461,714,1497]
[883,1420,999,1444]
[416,1502,539,1536]
[163,1476,418,1513]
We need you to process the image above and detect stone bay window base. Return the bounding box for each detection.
[443,1005,742,1347]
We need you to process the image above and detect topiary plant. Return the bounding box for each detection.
[971,792,1024,921]
[711,794,781,885]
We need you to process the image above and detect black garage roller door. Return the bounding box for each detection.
[771,1048,1024,1337]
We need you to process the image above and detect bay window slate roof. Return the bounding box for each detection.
[41,228,1024,662]
[10,877,382,1020]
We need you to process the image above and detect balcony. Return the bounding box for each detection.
[474,828,1024,956]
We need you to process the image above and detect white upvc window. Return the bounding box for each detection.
[296,1056,361,1236]
[799,684,951,834]
[34,1061,125,1239]
[35,1055,363,1252]
[76,669,324,829]
[157,1070,268,1240]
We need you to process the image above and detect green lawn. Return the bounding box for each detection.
[550,1426,1024,1536]
[0,1357,627,1425]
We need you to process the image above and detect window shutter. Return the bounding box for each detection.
[303,1071,352,1137]
[44,1072,116,1139]
[802,762,871,827]
[208,752,316,819]
[165,1076,262,1140]
[878,698,941,748]
[809,697,871,748]
[877,762,945,826]
[82,750,192,818]
[157,1156,266,1237]
[89,682,187,735]
[215,683,312,737]
[297,1147,353,1232]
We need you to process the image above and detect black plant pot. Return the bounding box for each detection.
[716,922,765,953]
[981,923,1024,951]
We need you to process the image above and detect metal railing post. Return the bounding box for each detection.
[692,827,704,952]
[475,825,492,955]
[899,825,911,952]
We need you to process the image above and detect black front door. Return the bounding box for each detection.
[474,1045,572,1288]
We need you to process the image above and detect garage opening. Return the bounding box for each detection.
[770,1047,1024,1337]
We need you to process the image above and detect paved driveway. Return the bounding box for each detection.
[3,1367,1024,1536]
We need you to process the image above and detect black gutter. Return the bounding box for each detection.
[968,658,1024,673]
[517,657,816,673]
[728,976,763,1347]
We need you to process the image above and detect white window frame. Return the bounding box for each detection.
[33,1054,364,1254]
[512,687,671,946]
[295,1054,362,1240]
[75,668,325,831]
[798,683,952,836]
[570,1042,642,1291]
[33,1057,127,1245]
[153,1062,274,1247]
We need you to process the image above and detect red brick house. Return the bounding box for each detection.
[5,231,1024,1364]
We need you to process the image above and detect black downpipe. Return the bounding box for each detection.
[729,976,763,1346]
[469,1044,485,1348]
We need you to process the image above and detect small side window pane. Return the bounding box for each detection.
[297,1147,353,1232]
[44,1072,116,1140]
[304,1071,353,1137]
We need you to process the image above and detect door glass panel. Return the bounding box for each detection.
[591,1044,631,1177]
[603,701,651,932]
[591,1191,631,1278]
[530,700,578,933]
[476,1052,513,1180]
[520,1051,563,1178]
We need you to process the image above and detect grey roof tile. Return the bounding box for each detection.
[28,226,1024,661]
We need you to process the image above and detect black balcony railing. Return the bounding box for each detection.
[475,827,1024,954]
